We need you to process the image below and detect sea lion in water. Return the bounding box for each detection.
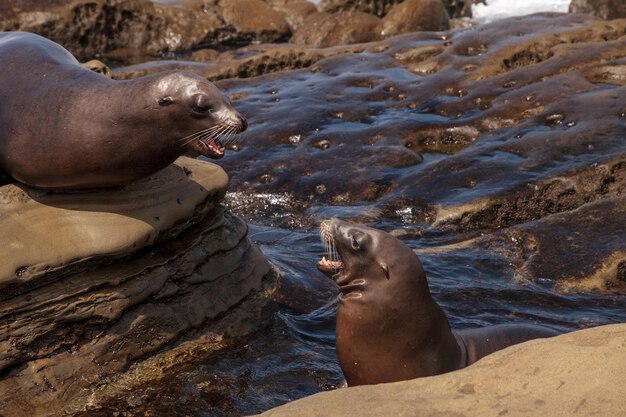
[317,219,560,386]
[0,32,246,190]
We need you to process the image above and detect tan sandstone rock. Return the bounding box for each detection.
[257,323,626,417]
[0,157,276,416]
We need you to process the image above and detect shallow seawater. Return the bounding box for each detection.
[174,218,626,417]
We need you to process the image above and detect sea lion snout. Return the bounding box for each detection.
[225,111,247,135]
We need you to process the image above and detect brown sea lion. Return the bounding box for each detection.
[318,219,560,386]
[0,32,246,190]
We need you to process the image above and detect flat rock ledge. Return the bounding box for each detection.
[258,323,626,417]
[0,157,275,416]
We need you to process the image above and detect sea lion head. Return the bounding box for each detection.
[152,72,247,159]
[317,218,427,302]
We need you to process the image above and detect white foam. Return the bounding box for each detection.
[472,0,571,23]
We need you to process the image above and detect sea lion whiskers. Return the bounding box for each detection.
[221,125,244,146]
[178,125,225,147]
[179,124,230,150]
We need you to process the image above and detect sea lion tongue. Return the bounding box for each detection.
[206,137,225,157]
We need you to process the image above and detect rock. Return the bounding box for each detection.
[215,13,626,228]
[0,0,291,63]
[569,0,626,19]
[219,0,291,44]
[258,323,626,417]
[414,195,626,292]
[113,42,372,80]
[0,157,276,416]
[317,0,401,17]
[291,11,382,47]
[380,0,450,37]
[267,0,318,32]
[190,48,221,62]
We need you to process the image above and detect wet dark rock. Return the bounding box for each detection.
[380,0,451,37]
[0,0,290,62]
[211,14,625,236]
[266,0,318,32]
[317,0,401,17]
[0,157,276,416]
[442,195,626,292]
[290,11,382,47]
[569,0,626,20]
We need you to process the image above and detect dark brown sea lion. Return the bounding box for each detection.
[318,219,560,386]
[0,32,246,190]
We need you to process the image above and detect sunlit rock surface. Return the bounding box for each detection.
[0,157,275,416]
[569,0,626,20]
[317,0,401,17]
[291,11,382,47]
[257,323,626,417]
[267,0,318,32]
[380,0,451,37]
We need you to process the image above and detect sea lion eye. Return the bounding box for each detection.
[158,97,173,106]
[192,94,214,113]
[351,235,360,250]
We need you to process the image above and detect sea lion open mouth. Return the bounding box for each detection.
[317,256,344,275]
[178,94,248,160]
[317,220,344,278]
[180,121,245,159]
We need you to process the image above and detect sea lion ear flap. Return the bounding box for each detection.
[380,262,389,279]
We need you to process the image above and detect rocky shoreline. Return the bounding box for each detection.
[0,158,277,416]
[1,0,625,416]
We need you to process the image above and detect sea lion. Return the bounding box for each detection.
[317,219,560,386]
[0,32,247,190]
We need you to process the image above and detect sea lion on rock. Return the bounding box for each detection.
[0,32,246,190]
[318,219,560,386]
